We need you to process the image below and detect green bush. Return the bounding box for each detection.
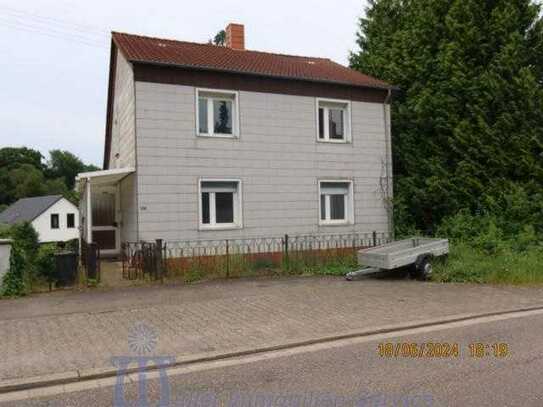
[483,182,543,238]
[1,246,26,297]
[437,210,540,249]
[433,243,543,285]
[0,222,41,296]
[431,205,543,284]
[63,239,79,252]
[511,225,541,253]
[0,223,10,236]
[35,244,57,287]
[8,222,39,259]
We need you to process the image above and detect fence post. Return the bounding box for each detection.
[284,234,289,271]
[86,242,98,283]
[225,239,230,278]
[155,239,163,282]
[372,231,377,247]
[96,244,101,283]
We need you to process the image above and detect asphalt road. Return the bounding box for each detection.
[3,310,543,406]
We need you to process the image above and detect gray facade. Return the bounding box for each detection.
[108,54,392,243]
[110,50,136,170]
[109,51,138,242]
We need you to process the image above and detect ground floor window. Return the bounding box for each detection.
[199,179,242,229]
[319,181,354,225]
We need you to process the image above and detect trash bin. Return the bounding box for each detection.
[55,251,78,287]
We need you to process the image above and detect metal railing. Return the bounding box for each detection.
[122,231,391,281]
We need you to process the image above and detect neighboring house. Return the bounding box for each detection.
[77,23,394,256]
[0,195,79,243]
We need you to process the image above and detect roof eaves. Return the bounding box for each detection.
[0,195,64,225]
[104,40,119,170]
[130,59,397,91]
[29,195,64,222]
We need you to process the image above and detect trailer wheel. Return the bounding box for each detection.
[414,255,433,281]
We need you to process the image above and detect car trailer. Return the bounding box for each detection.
[346,238,449,281]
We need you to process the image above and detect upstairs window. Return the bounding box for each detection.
[67,213,75,228]
[317,99,351,142]
[199,180,242,229]
[319,181,354,225]
[197,89,238,137]
[51,214,59,229]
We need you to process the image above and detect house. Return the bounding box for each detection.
[0,195,79,243]
[77,24,394,257]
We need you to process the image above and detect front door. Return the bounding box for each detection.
[91,187,120,255]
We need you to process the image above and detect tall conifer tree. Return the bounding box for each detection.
[351,0,543,232]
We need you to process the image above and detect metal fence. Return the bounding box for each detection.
[122,231,391,282]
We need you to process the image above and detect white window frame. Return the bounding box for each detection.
[196,88,240,138]
[198,178,243,230]
[316,98,352,143]
[318,180,354,226]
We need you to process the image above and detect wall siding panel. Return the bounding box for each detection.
[109,50,136,169]
[119,174,138,242]
[134,82,391,241]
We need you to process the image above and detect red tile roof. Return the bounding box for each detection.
[112,32,392,90]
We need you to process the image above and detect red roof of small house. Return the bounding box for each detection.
[111,32,392,90]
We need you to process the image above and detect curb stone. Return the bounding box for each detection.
[0,371,79,394]
[2,304,543,395]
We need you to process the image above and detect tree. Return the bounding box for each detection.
[0,168,14,206]
[212,30,226,46]
[46,150,99,190]
[0,147,43,171]
[216,101,231,133]
[0,147,98,207]
[0,147,45,206]
[10,164,48,199]
[350,0,543,233]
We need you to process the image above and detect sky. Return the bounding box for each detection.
[0,0,368,167]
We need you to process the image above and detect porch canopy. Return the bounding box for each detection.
[76,167,134,253]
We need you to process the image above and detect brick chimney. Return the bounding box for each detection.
[225,23,245,50]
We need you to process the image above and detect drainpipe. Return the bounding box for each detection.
[383,89,393,240]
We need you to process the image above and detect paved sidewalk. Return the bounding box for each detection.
[1,276,543,383]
